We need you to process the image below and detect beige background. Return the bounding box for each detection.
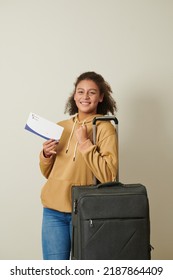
[0,0,172,260]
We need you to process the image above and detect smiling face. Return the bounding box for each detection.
[74,79,104,120]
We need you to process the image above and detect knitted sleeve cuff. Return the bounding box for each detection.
[40,150,54,163]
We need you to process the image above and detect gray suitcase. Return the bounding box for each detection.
[71,116,151,260]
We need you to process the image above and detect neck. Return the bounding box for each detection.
[77,112,96,122]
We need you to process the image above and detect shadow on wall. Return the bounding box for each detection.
[120,91,173,259]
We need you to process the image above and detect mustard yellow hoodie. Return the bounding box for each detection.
[39,114,118,212]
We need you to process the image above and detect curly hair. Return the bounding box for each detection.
[64,71,117,115]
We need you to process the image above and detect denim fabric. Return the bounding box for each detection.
[42,208,72,260]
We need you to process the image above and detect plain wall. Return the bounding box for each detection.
[0,0,172,259]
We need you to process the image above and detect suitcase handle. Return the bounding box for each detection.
[92,115,118,125]
[96,181,123,188]
[92,115,119,183]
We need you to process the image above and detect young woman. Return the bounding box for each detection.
[39,71,118,260]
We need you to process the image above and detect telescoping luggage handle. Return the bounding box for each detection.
[92,115,119,183]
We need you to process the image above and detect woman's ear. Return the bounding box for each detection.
[99,93,104,102]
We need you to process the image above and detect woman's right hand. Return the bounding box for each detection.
[43,139,59,158]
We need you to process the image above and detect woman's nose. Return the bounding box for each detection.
[83,92,90,98]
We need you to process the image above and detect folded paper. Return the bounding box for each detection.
[25,112,64,140]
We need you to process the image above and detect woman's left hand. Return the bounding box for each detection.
[76,125,88,144]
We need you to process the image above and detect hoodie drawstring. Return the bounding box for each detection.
[73,142,79,161]
[66,118,77,154]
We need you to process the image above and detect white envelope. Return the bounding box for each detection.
[25,112,64,141]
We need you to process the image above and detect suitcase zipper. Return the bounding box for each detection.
[89,219,93,227]
[89,217,145,227]
[79,192,145,200]
[73,200,78,214]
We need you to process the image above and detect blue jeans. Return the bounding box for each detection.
[42,208,72,260]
